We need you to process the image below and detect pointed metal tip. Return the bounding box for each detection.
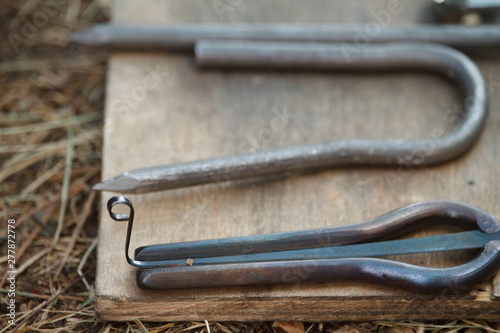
[92,174,140,193]
[92,181,111,191]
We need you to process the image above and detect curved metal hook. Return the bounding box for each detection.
[196,41,487,166]
[95,42,487,194]
[107,196,146,268]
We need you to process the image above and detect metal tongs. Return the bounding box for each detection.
[108,196,500,294]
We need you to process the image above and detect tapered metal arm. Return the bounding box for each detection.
[134,200,500,262]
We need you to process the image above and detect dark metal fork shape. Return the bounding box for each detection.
[108,196,500,294]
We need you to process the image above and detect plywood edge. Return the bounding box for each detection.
[95,293,500,322]
[492,272,500,298]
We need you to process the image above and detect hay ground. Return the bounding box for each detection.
[0,1,499,332]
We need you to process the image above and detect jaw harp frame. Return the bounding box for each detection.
[108,196,500,294]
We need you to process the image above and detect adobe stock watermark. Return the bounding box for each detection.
[212,0,243,22]
[340,0,411,62]
[182,105,294,221]
[238,105,295,154]
[6,218,17,326]
[383,73,500,190]
[105,64,170,133]
[7,0,69,53]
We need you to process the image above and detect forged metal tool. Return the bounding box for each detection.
[93,42,487,194]
[108,196,500,293]
[70,23,500,56]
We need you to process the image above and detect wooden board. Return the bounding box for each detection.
[96,0,500,321]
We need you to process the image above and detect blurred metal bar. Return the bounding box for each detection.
[70,23,500,56]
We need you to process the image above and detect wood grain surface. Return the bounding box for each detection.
[96,0,500,321]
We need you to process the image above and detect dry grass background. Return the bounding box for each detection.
[0,0,500,332]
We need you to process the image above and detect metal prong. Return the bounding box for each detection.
[93,174,140,193]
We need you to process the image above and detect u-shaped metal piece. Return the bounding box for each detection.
[195,41,487,162]
[94,42,487,194]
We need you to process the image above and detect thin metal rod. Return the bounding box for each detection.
[69,23,500,56]
[137,230,500,267]
[133,199,500,262]
[94,42,486,194]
